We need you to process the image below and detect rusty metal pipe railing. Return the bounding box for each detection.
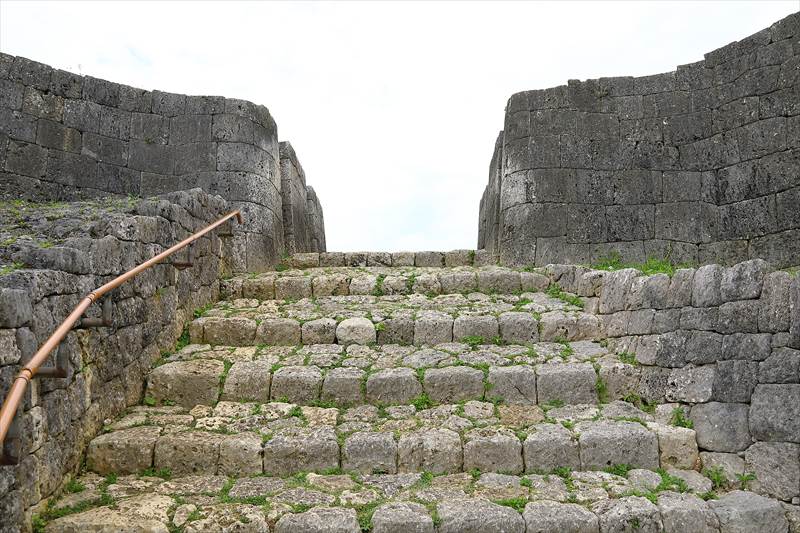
[0,209,242,463]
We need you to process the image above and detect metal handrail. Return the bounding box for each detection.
[0,209,242,463]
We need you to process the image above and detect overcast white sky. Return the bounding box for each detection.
[1,1,797,252]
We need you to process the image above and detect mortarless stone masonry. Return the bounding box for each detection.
[0,189,233,526]
[478,12,800,268]
[0,52,326,271]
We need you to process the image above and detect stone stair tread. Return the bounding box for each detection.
[190,289,596,347]
[43,469,796,532]
[146,341,638,408]
[88,399,698,480]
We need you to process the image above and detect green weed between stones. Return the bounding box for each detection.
[670,407,693,429]
[591,252,690,277]
[546,284,584,309]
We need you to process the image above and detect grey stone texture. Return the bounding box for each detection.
[0,53,326,271]
[0,189,229,527]
[478,12,800,269]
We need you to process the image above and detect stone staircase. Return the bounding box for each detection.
[38,253,796,532]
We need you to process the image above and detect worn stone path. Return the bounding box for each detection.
[41,255,798,532]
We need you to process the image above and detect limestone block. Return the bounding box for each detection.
[498,312,539,344]
[372,502,433,533]
[411,273,441,295]
[666,365,715,403]
[592,496,662,533]
[218,433,262,476]
[536,363,598,404]
[147,359,224,408]
[487,365,537,404]
[336,317,376,345]
[350,275,377,295]
[749,384,800,442]
[367,252,392,266]
[274,507,360,533]
[423,366,484,403]
[343,432,397,474]
[464,427,523,474]
[256,318,301,345]
[87,426,161,475]
[319,252,345,267]
[577,420,659,470]
[709,490,789,533]
[478,269,522,294]
[322,367,365,405]
[524,423,581,472]
[437,499,525,533]
[377,317,414,345]
[523,501,599,533]
[745,441,800,501]
[651,423,699,470]
[692,264,724,307]
[270,365,322,403]
[291,252,319,268]
[415,251,444,267]
[391,252,415,266]
[712,360,758,402]
[221,361,271,403]
[691,402,752,452]
[366,368,422,404]
[202,317,256,346]
[155,431,223,475]
[658,492,720,533]
[302,318,338,344]
[275,276,312,300]
[241,276,275,300]
[312,274,350,297]
[398,429,463,474]
[453,315,499,342]
[263,427,339,476]
[720,259,769,302]
[759,348,800,384]
[414,311,453,345]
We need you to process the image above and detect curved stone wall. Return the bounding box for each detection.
[0,53,325,271]
[478,12,799,268]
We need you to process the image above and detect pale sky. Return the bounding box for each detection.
[1,1,797,252]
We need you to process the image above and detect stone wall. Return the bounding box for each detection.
[0,189,232,526]
[548,259,800,503]
[0,52,326,271]
[478,12,800,268]
[279,142,326,254]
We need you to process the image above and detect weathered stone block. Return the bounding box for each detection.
[343,432,397,474]
[398,428,462,474]
[302,318,338,345]
[87,426,161,475]
[366,368,422,405]
[498,312,539,344]
[745,441,800,502]
[524,423,581,472]
[337,317,376,345]
[414,311,453,345]
[147,359,223,408]
[523,501,599,533]
[658,493,720,533]
[155,432,222,475]
[592,496,662,533]
[372,502,433,533]
[478,269,522,294]
[536,363,598,404]
[691,402,752,452]
[275,276,312,300]
[256,318,301,345]
[263,427,339,476]
[666,364,715,403]
[415,251,444,267]
[322,367,364,405]
[453,315,499,342]
[577,420,659,470]
[487,365,537,404]
[437,499,525,533]
[709,490,789,533]
[270,365,322,403]
[218,433,262,476]
[424,366,484,403]
[221,361,271,403]
[749,384,800,442]
[464,427,523,474]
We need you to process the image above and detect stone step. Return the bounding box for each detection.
[42,470,796,532]
[145,341,639,408]
[190,291,597,347]
[86,399,698,479]
[221,265,552,301]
